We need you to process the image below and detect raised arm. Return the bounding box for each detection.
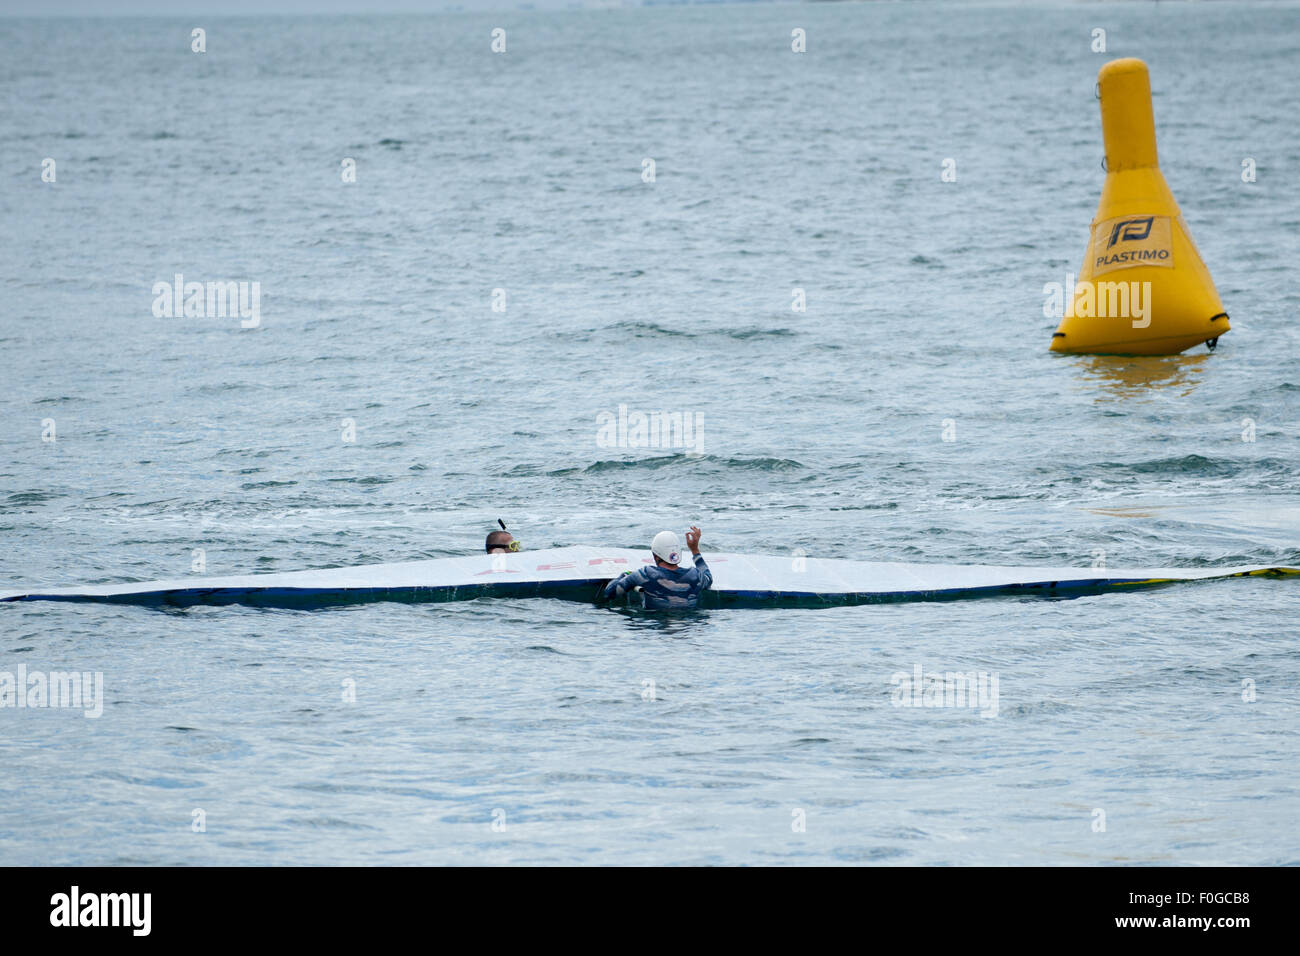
[686,526,712,589]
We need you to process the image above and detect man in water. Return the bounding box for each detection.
[485,529,520,554]
[599,526,711,610]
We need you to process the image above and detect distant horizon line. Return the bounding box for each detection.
[0,0,820,19]
[1,0,1212,20]
[0,0,948,20]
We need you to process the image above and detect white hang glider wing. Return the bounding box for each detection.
[2,546,1295,609]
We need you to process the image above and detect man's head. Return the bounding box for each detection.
[485,530,517,554]
[651,530,681,568]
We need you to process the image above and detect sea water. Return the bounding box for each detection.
[1,2,1298,864]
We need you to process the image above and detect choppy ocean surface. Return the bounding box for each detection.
[2,2,1299,865]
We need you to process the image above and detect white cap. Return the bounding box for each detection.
[651,530,681,565]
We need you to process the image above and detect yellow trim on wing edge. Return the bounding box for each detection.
[1103,567,1300,589]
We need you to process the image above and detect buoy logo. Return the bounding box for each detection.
[1107,216,1153,248]
[1050,58,1227,354]
[1091,214,1173,274]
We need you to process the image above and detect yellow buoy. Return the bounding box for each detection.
[1050,58,1228,355]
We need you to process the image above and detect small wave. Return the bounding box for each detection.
[570,454,805,475]
[600,320,797,341]
[605,320,694,339]
[5,491,64,505]
[727,327,796,340]
[1091,455,1286,479]
[832,846,908,862]
[280,816,379,831]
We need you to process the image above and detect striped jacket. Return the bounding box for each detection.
[601,554,713,610]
